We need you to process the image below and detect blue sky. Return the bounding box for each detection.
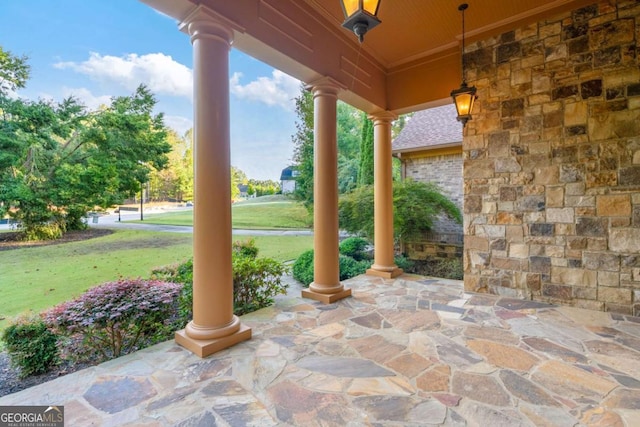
[0,0,302,181]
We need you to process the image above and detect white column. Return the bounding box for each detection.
[175,14,251,357]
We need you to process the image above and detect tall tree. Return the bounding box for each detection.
[231,166,248,200]
[0,47,30,95]
[291,86,314,210]
[337,102,363,193]
[247,179,280,197]
[358,114,374,186]
[148,129,193,202]
[337,102,362,158]
[0,85,171,239]
[392,113,410,139]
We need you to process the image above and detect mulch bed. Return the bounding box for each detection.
[0,228,113,251]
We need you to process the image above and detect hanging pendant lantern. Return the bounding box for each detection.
[340,0,382,43]
[450,3,477,126]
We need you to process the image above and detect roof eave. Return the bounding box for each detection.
[392,141,462,155]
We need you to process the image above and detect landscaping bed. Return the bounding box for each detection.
[0,228,113,251]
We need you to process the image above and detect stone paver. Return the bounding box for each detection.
[2,274,640,426]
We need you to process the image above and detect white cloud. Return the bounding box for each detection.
[230,70,300,111]
[53,52,301,112]
[164,115,193,136]
[60,87,112,110]
[54,52,193,99]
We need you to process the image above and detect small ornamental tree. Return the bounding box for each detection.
[339,179,462,243]
[44,279,182,362]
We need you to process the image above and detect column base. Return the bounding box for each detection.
[366,267,403,279]
[302,287,352,304]
[175,324,252,358]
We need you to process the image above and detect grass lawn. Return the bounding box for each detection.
[0,229,313,332]
[135,195,311,229]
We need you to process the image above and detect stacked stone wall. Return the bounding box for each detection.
[462,0,640,315]
[405,241,463,261]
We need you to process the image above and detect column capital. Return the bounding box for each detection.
[179,5,239,45]
[306,77,345,98]
[368,110,398,124]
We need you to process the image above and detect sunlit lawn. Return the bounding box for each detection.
[0,229,313,332]
[135,195,311,229]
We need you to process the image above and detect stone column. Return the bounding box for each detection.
[367,112,403,279]
[175,14,251,357]
[301,78,352,303]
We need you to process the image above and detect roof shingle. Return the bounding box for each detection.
[392,104,462,153]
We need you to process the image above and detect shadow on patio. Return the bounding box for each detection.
[1,273,639,426]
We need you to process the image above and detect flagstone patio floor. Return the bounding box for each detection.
[2,274,640,426]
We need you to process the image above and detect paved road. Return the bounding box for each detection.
[1,208,328,237]
[88,210,316,236]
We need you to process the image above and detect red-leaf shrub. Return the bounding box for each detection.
[44,279,181,362]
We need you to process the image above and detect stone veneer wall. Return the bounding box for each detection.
[462,0,640,315]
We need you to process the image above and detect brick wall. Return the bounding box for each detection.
[462,1,640,315]
[403,152,464,235]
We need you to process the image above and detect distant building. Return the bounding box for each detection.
[237,184,249,198]
[392,104,463,259]
[280,166,299,194]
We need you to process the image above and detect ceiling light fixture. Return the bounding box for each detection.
[450,3,477,127]
[340,0,382,43]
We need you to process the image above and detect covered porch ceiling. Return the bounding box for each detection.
[142,0,595,112]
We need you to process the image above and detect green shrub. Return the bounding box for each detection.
[233,238,259,259]
[438,258,464,280]
[394,254,414,271]
[339,254,371,280]
[339,237,370,261]
[292,249,315,285]
[292,249,372,286]
[2,316,59,378]
[44,279,182,362]
[21,222,64,241]
[171,239,288,320]
[338,180,462,242]
[233,256,288,315]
